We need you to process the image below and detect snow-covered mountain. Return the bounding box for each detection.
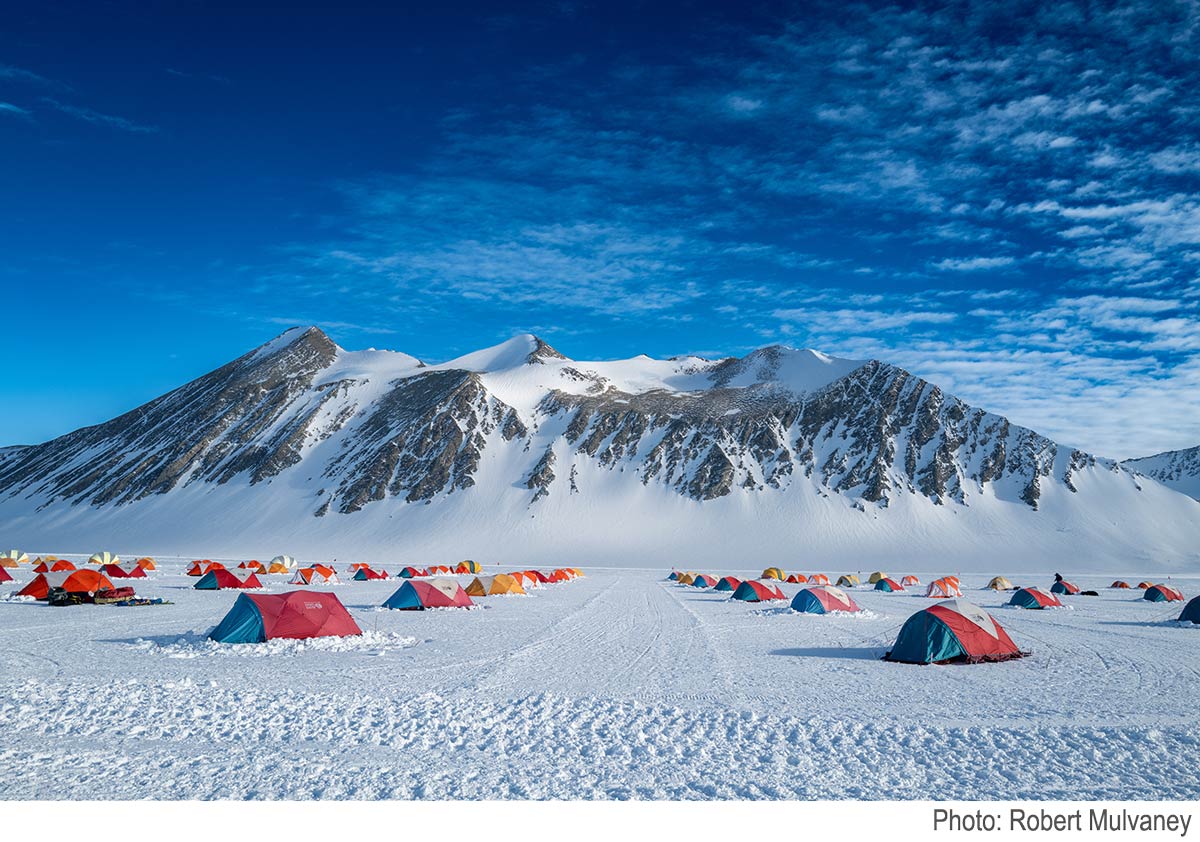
[1,327,1197,571]
[1123,446,1200,501]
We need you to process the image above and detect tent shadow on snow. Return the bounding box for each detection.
[769,646,883,660]
[101,631,212,646]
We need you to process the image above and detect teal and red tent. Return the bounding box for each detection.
[1144,584,1184,603]
[209,590,361,644]
[398,566,427,579]
[731,580,786,602]
[382,579,474,610]
[885,600,1024,665]
[353,567,390,581]
[1050,579,1079,595]
[714,576,741,592]
[791,585,861,614]
[873,578,905,593]
[691,574,718,588]
[1008,586,1063,610]
[195,568,262,590]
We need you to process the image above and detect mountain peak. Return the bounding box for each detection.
[441,334,571,372]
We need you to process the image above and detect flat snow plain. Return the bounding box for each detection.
[1,559,1198,800]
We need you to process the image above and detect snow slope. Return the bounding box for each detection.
[1,559,1197,799]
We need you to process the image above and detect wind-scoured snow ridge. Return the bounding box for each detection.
[1124,445,1200,501]
[0,327,1198,570]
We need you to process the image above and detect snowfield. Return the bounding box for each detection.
[1,559,1198,800]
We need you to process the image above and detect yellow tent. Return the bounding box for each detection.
[465,573,525,596]
[761,567,785,580]
[676,572,696,586]
[867,571,888,584]
[836,574,860,588]
[986,576,1015,591]
[1,551,27,568]
[456,560,482,574]
[571,567,584,577]
[89,551,119,566]
[1,549,29,567]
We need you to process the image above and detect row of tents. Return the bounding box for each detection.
[208,570,589,642]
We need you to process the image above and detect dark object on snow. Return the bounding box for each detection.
[111,597,171,607]
[1079,590,1099,596]
[47,587,90,606]
[94,587,137,604]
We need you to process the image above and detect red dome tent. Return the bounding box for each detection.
[34,559,76,573]
[1144,584,1184,603]
[1110,580,1131,589]
[382,579,474,610]
[731,580,787,602]
[791,585,862,614]
[786,574,807,584]
[195,569,263,590]
[885,600,1025,665]
[101,563,147,579]
[0,566,11,583]
[1008,587,1064,610]
[714,576,741,592]
[209,591,361,644]
[691,574,718,588]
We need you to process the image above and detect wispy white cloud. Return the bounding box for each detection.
[41,97,157,133]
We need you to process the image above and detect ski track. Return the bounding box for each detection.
[1,563,1199,799]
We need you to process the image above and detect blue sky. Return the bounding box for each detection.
[3,0,1198,459]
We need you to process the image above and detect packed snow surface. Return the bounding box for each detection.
[2,557,1198,800]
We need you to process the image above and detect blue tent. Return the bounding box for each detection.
[1179,596,1200,624]
[714,576,740,592]
[884,601,1023,665]
[209,594,267,643]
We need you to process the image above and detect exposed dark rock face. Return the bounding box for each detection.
[0,327,338,507]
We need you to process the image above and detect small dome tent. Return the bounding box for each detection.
[885,600,1025,665]
[1144,584,1184,603]
[731,580,786,602]
[925,577,962,599]
[691,574,718,588]
[209,591,361,644]
[761,567,785,581]
[1178,595,1200,624]
[34,559,76,573]
[867,571,888,584]
[900,575,920,586]
[353,567,390,581]
[465,574,525,596]
[836,574,860,588]
[985,576,1015,591]
[0,549,29,567]
[809,574,830,585]
[89,551,119,566]
[786,574,807,584]
[1050,579,1080,596]
[102,563,147,579]
[455,560,482,574]
[791,585,861,615]
[195,569,263,590]
[873,577,905,593]
[1008,586,1063,610]
[714,576,741,592]
[383,578,474,610]
[289,565,340,585]
[271,555,298,571]
[1110,580,1130,589]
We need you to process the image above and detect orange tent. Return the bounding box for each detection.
[809,574,830,585]
[35,559,77,573]
[187,560,226,576]
[18,569,114,600]
[134,557,157,571]
[570,567,585,577]
[900,575,920,586]
[786,574,807,584]
[1137,581,1153,589]
[289,565,340,585]
[238,560,267,573]
[925,577,963,599]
